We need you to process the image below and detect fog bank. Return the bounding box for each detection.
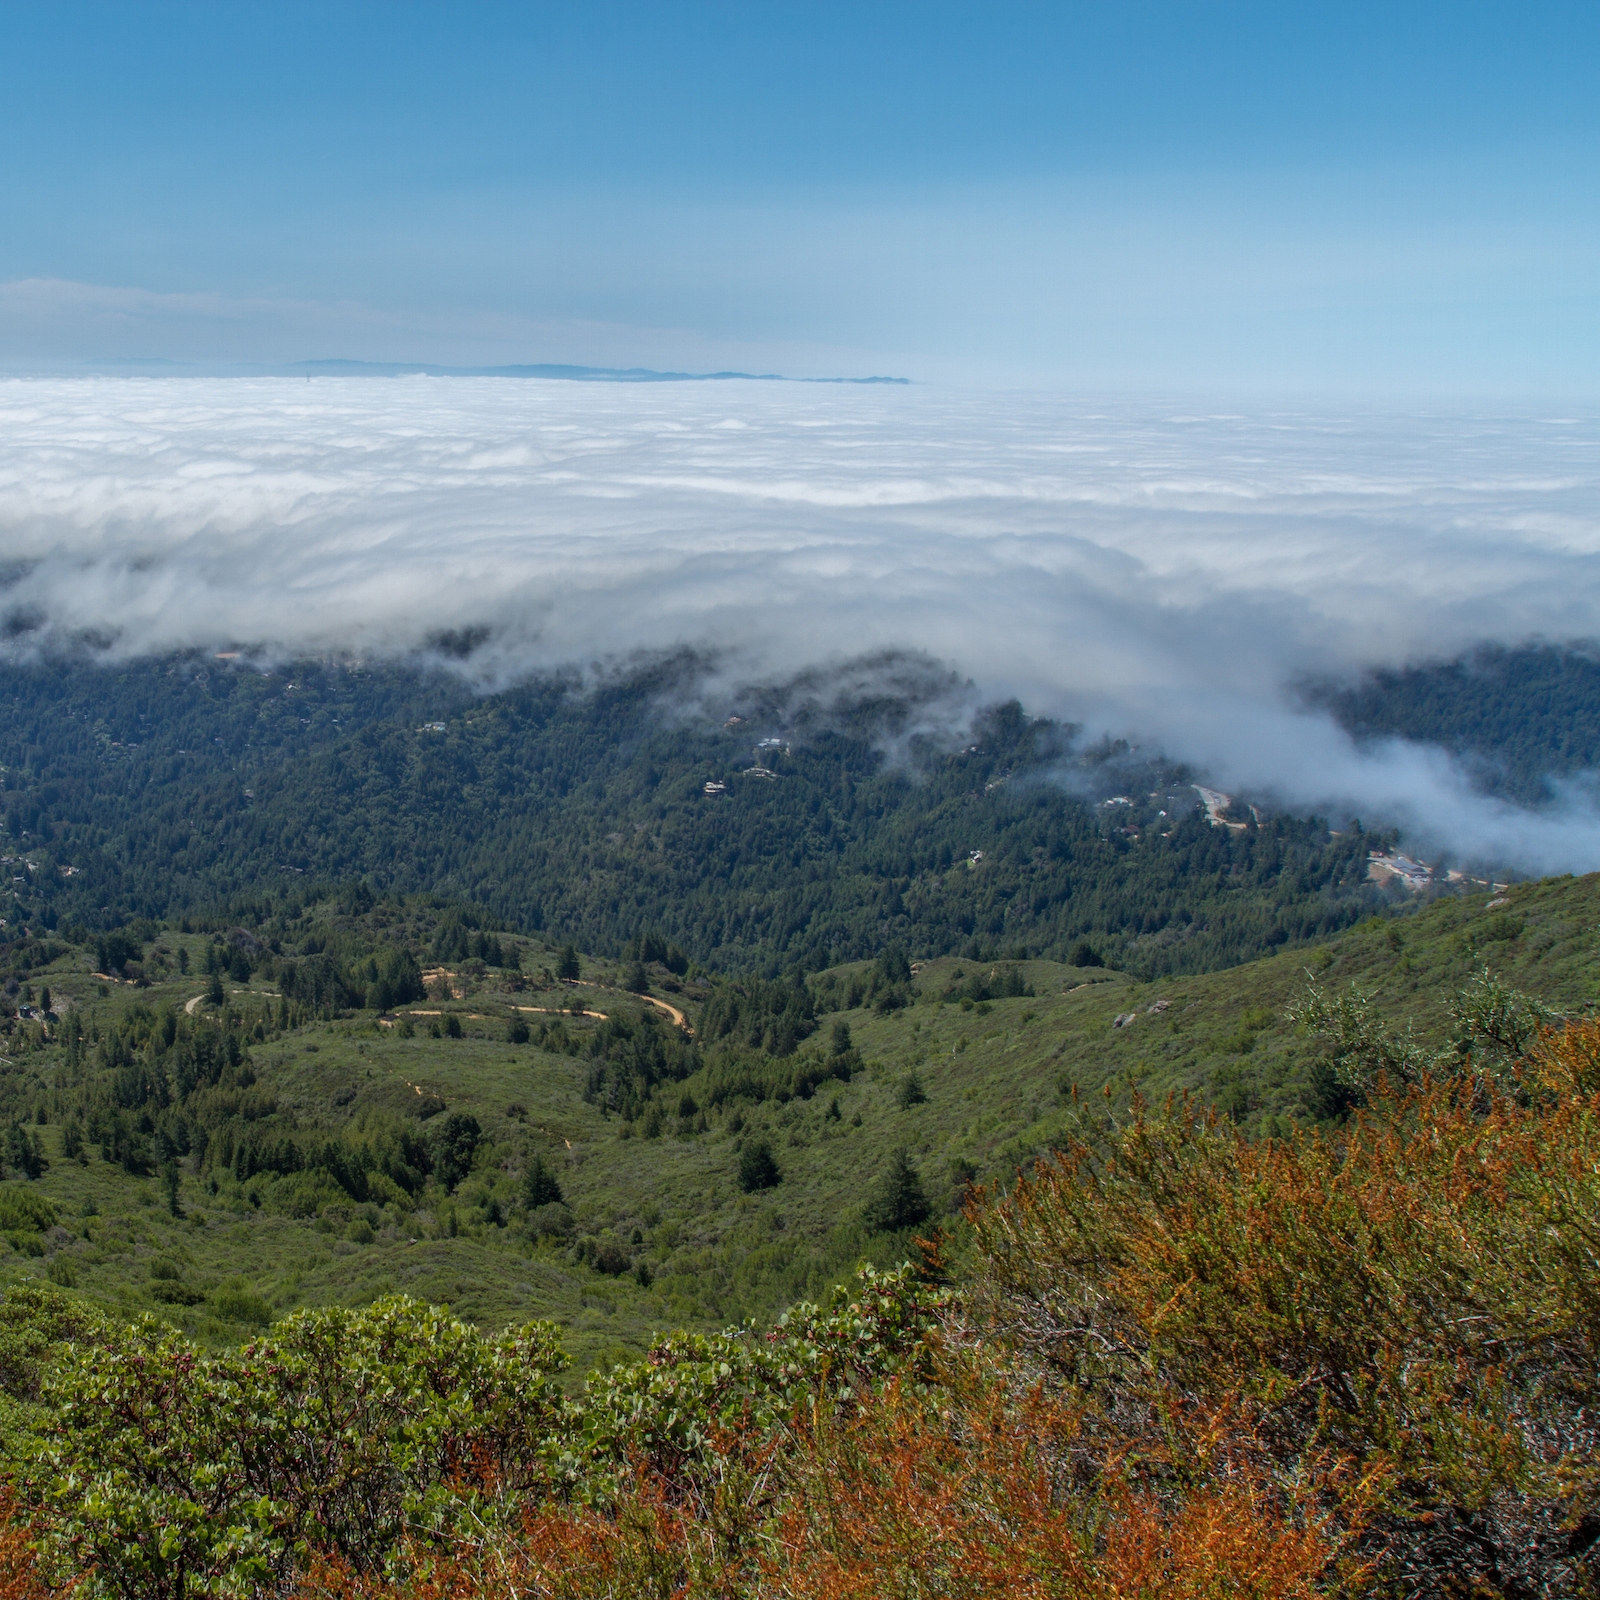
[1,377,1597,871]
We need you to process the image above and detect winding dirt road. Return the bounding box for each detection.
[634,993,691,1032]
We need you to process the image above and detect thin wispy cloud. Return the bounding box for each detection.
[1,376,1597,870]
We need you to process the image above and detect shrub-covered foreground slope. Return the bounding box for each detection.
[1,1015,1596,1598]
[0,872,1595,1376]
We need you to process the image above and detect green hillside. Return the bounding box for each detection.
[0,871,1594,1370]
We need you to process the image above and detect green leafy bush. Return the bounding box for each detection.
[27,1296,569,1596]
[577,1263,939,1500]
[148,1283,204,1306]
[207,1286,273,1325]
[0,1282,113,1412]
[0,1186,55,1235]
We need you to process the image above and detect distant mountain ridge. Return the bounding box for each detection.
[292,360,910,384]
[67,358,911,383]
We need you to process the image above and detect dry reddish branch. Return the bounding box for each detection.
[0,1493,66,1600]
[765,1377,1359,1600]
[295,1381,1361,1600]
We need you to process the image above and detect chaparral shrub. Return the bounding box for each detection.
[966,1022,1600,1595]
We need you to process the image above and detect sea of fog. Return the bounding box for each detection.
[1,376,1598,871]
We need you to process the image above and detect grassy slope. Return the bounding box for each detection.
[5,873,1598,1370]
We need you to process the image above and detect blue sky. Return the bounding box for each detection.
[1,1,1596,390]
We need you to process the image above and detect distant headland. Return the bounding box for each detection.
[289,360,910,384]
[61,357,912,383]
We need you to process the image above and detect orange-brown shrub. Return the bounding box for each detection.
[0,1491,63,1600]
[292,1371,1367,1600]
[766,1379,1360,1600]
[967,1023,1600,1595]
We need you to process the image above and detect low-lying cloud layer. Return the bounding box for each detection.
[1,376,1598,871]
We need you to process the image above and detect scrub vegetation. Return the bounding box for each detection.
[0,992,1593,1596]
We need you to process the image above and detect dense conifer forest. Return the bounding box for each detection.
[1312,640,1600,801]
[1,650,1403,977]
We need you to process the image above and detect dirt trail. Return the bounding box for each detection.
[183,987,275,1016]
[381,1004,612,1025]
[635,993,691,1032]
[419,968,694,1034]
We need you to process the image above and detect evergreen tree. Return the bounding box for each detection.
[161,1158,183,1218]
[556,944,581,982]
[3,1122,46,1181]
[863,1149,931,1233]
[430,1113,482,1191]
[738,1137,781,1192]
[522,1153,564,1209]
[877,946,911,985]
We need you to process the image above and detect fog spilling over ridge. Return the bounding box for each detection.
[2,376,1599,872]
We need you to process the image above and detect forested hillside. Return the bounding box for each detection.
[1312,640,1600,802]
[0,652,1395,978]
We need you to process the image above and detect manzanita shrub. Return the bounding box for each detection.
[575,1261,940,1502]
[8,1266,943,1598]
[25,1297,569,1597]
